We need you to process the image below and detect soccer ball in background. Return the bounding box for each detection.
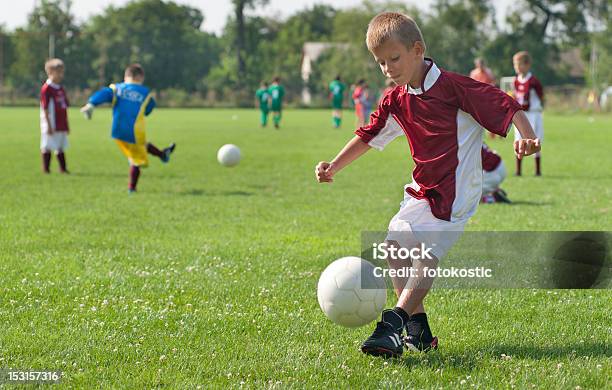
[217,144,241,167]
[317,257,387,328]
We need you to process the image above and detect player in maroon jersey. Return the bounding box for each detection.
[40,58,70,174]
[315,12,540,359]
[512,51,544,176]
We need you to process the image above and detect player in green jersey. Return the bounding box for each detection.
[329,75,346,128]
[255,81,271,127]
[269,76,285,129]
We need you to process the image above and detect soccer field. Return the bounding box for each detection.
[1,107,610,387]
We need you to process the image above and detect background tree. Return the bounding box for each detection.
[86,0,221,91]
[0,0,608,105]
[232,0,269,85]
[482,0,609,85]
[9,0,90,91]
[0,26,15,91]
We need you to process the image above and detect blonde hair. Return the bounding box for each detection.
[513,51,531,65]
[366,12,425,52]
[45,58,64,75]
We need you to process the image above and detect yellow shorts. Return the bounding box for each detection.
[115,140,148,167]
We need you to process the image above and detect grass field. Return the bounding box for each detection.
[1,107,611,388]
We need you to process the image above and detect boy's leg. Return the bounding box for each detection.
[273,110,281,128]
[534,115,542,176]
[146,143,164,158]
[129,164,141,192]
[41,132,53,173]
[396,254,438,352]
[260,110,268,127]
[385,248,426,315]
[147,142,176,163]
[57,150,68,173]
[42,150,51,173]
[361,238,436,358]
[332,109,342,128]
[385,237,437,349]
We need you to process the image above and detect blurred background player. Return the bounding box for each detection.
[469,58,497,139]
[329,75,346,128]
[40,58,70,174]
[352,79,367,127]
[269,76,285,129]
[362,82,375,121]
[381,78,397,100]
[80,64,175,193]
[255,81,271,128]
[469,57,495,85]
[481,143,511,203]
[512,51,544,176]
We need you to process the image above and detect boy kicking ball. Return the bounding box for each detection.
[315,12,540,358]
[80,64,175,193]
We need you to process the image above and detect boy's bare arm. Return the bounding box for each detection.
[315,136,371,183]
[43,109,53,134]
[512,110,541,159]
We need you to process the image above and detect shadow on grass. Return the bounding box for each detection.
[517,174,612,180]
[388,342,609,369]
[180,189,254,197]
[509,200,552,206]
[70,172,125,178]
[391,351,478,370]
[489,343,611,359]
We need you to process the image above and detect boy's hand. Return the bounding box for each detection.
[80,103,94,120]
[315,161,336,183]
[514,138,541,159]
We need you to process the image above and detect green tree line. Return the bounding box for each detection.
[0,0,608,106]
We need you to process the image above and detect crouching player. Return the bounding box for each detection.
[481,143,511,204]
[315,12,540,358]
[81,64,175,193]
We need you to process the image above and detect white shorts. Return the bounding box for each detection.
[482,161,507,195]
[514,111,543,142]
[386,193,466,260]
[40,131,69,152]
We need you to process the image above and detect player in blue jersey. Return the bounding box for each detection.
[80,64,175,193]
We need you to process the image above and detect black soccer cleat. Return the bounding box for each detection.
[493,188,512,204]
[403,334,438,352]
[161,143,176,163]
[361,310,404,358]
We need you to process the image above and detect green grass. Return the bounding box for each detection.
[0,107,610,388]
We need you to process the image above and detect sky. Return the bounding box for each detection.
[0,0,513,35]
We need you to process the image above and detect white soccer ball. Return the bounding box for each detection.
[317,256,387,328]
[217,144,241,167]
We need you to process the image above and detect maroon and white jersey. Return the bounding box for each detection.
[355,59,521,222]
[40,79,69,133]
[481,144,502,172]
[513,72,543,112]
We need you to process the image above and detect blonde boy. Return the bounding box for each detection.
[512,51,544,176]
[315,13,540,358]
[40,58,70,173]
